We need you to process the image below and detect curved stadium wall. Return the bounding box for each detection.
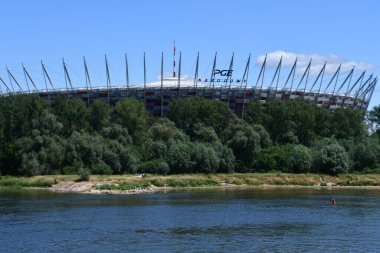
[1,53,377,117]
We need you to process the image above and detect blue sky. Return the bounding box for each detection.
[1,0,379,107]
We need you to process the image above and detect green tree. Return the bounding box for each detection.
[263,99,318,145]
[254,145,292,172]
[215,143,235,173]
[368,105,380,134]
[331,108,365,140]
[263,100,294,144]
[0,94,49,138]
[223,123,261,171]
[166,140,193,173]
[190,142,220,173]
[137,159,170,175]
[192,123,220,144]
[53,97,89,135]
[115,99,150,143]
[288,144,312,173]
[252,124,272,149]
[89,100,112,132]
[245,100,265,125]
[100,124,132,146]
[314,107,332,137]
[0,141,19,175]
[352,137,380,171]
[167,97,236,136]
[312,138,350,175]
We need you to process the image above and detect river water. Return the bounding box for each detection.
[1,188,380,252]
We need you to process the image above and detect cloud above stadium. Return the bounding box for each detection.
[256,51,375,75]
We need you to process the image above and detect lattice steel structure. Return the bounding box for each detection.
[0,52,377,117]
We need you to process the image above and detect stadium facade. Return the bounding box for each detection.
[0,50,377,117]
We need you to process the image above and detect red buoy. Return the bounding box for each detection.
[331,198,336,205]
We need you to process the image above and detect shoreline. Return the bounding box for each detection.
[2,173,380,195]
[48,181,380,195]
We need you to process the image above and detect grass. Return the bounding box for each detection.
[3,173,380,191]
[0,175,77,189]
[95,177,221,190]
[96,182,152,191]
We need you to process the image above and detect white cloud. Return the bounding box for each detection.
[257,50,375,75]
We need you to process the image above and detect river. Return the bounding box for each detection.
[1,188,380,252]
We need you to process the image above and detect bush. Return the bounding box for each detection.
[137,160,170,175]
[254,146,292,172]
[215,144,235,173]
[77,167,90,181]
[190,143,219,174]
[166,140,192,173]
[312,138,350,175]
[91,162,113,175]
[288,145,312,173]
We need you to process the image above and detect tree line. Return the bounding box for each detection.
[0,94,380,176]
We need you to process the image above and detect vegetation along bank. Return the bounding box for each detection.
[1,94,380,179]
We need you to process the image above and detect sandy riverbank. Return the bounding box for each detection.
[49,181,156,195]
[48,180,380,195]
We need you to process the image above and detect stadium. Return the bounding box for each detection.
[0,48,377,117]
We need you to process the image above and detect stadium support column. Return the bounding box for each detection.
[173,41,176,77]
[21,63,31,93]
[144,53,147,110]
[309,62,325,92]
[5,67,15,93]
[325,64,341,94]
[364,79,376,111]
[359,79,376,111]
[309,62,326,104]
[241,54,251,118]
[343,71,365,106]
[177,51,182,100]
[316,63,327,96]
[335,68,354,107]
[22,64,38,92]
[353,75,372,107]
[272,56,282,92]
[62,59,69,92]
[62,58,74,99]
[0,77,4,95]
[194,52,199,96]
[0,76,12,95]
[226,53,234,105]
[283,58,297,92]
[335,68,353,95]
[210,52,217,100]
[105,55,111,105]
[125,53,129,97]
[41,61,54,107]
[269,58,281,90]
[303,60,312,94]
[256,55,266,95]
[297,59,311,93]
[41,61,55,88]
[161,52,164,117]
[83,56,92,105]
[7,67,24,93]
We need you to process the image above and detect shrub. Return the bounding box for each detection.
[166,140,192,173]
[288,145,312,173]
[312,138,350,175]
[91,162,113,175]
[190,143,219,174]
[77,167,90,181]
[137,160,170,175]
[254,146,292,172]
